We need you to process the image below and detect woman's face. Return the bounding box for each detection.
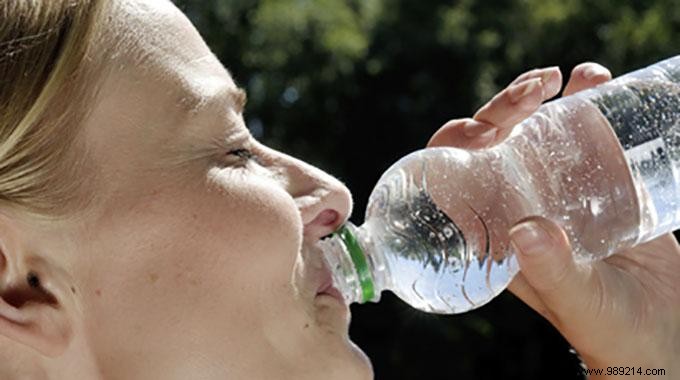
[60,0,371,378]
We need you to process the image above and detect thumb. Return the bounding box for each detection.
[509,216,597,329]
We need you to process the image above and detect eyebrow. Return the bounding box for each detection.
[229,87,247,112]
[178,85,247,114]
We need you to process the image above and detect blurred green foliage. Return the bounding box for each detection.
[172,0,680,378]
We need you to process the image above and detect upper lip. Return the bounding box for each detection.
[316,262,334,295]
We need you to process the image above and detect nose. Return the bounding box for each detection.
[258,145,353,240]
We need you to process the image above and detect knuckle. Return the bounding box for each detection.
[442,117,469,129]
[474,101,493,117]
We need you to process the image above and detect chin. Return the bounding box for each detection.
[314,334,373,380]
[347,340,374,380]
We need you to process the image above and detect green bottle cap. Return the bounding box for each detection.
[337,224,375,302]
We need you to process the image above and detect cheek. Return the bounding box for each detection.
[83,173,306,356]
[187,175,308,341]
[202,174,304,292]
[210,173,303,250]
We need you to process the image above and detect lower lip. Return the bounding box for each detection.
[316,285,346,305]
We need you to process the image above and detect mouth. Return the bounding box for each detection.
[315,260,346,304]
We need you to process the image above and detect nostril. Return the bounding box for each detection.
[307,209,339,228]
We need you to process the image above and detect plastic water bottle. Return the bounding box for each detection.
[318,55,680,314]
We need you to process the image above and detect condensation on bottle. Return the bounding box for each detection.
[318,55,680,314]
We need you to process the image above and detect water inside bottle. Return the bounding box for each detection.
[359,58,680,314]
[365,157,518,313]
[589,78,680,242]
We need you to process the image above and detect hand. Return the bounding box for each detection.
[427,63,680,378]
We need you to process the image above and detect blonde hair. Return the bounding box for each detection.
[0,0,107,219]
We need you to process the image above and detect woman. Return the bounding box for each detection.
[0,0,677,378]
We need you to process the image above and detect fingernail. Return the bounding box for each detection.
[509,220,554,256]
[462,121,497,139]
[540,66,559,82]
[508,78,542,104]
[541,67,561,96]
[583,65,609,81]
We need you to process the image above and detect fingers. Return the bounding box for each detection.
[508,216,601,330]
[562,62,611,96]
[507,272,559,326]
[428,66,562,149]
[509,66,563,99]
[427,118,498,149]
[429,63,611,150]
[474,66,562,129]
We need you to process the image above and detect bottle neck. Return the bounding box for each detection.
[318,221,389,305]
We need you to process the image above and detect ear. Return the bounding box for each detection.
[0,224,73,357]
[0,273,73,357]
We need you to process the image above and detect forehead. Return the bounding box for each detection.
[108,0,237,104]
[81,0,244,196]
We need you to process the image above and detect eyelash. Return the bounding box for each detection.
[228,148,254,160]
[226,148,260,166]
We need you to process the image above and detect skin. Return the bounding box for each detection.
[429,64,680,379]
[0,1,369,379]
[0,0,676,378]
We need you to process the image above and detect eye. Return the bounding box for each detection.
[228,148,254,160]
[224,148,261,167]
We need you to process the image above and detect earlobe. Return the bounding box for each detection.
[0,274,73,357]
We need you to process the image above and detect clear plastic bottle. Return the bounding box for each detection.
[318,55,680,314]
